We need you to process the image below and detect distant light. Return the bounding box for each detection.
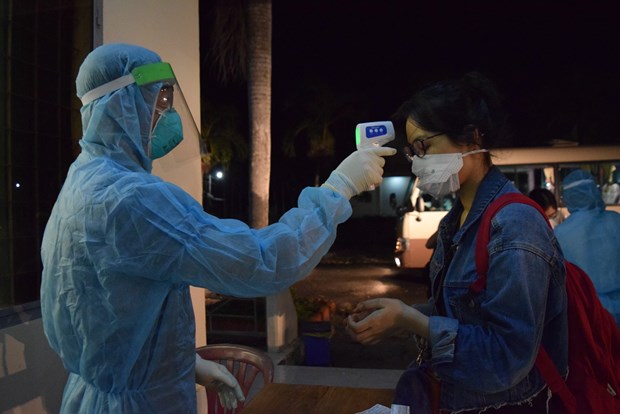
[15,183,20,188]
[215,171,224,180]
[370,281,390,295]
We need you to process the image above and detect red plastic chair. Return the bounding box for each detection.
[196,343,274,414]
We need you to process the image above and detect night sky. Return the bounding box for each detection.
[270,1,620,148]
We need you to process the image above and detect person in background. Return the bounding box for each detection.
[554,169,620,325]
[40,43,396,414]
[345,72,567,413]
[528,187,565,228]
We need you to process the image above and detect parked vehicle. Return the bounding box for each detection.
[394,145,620,269]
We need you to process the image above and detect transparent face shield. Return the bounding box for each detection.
[131,62,204,170]
[80,62,206,172]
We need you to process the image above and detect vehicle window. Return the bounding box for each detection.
[558,161,620,206]
[497,164,556,194]
[601,162,620,205]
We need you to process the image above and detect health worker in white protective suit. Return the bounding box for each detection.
[40,43,396,413]
[554,169,620,325]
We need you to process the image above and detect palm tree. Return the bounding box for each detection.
[204,0,271,229]
[245,0,272,229]
[205,0,297,353]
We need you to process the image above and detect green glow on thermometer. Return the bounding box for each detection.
[355,127,361,147]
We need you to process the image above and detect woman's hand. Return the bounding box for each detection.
[345,298,409,345]
[195,355,245,409]
[345,298,429,345]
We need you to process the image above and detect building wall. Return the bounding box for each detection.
[101,0,206,347]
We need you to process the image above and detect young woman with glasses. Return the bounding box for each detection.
[346,72,568,413]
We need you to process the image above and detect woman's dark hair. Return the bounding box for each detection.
[528,188,558,210]
[396,71,511,149]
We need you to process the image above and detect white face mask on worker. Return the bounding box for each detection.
[410,150,488,198]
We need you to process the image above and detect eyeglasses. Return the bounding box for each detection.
[403,132,444,161]
[151,85,175,130]
[155,85,174,114]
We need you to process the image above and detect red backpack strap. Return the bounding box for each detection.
[472,193,577,412]
[536,348,577,413]
[471,192,550,294]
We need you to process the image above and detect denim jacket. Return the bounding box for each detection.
[419,166,568,412]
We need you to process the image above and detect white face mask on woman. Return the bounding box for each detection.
[410,149,488,198]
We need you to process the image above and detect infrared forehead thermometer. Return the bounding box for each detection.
[355,121,395,191]
[355,121,395,149]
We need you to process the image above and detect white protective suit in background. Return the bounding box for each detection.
[40,43,391,413]
[555,169,620,325]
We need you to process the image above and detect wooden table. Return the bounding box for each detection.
[241,382,394,414]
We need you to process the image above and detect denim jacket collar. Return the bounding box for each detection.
[440,166,510,246]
